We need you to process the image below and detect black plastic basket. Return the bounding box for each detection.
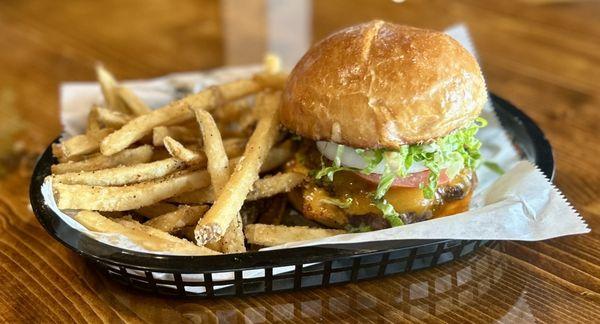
[29,94,553,297]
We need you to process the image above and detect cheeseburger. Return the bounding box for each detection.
[281,21,488,231]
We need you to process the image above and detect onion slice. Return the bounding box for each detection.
[316,141,428,175]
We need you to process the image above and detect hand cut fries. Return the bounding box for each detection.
[75,211,218,255]
[100,79,263,155]
[86,106,102,132]
[194,92,281,244]
[171,172,305,204]
[51,145,153,174]
[192,107,246,253]
[61,128,114,158]
[153,126,200,146]
[116,86,151,116]
[135,202,179,219]
[49,62,354,256]
[163,136,200,164]
[96,64,127,113]
[52,157,186,186]
[54,170,211,211]
[245,224,346,247]
[193,109,231,194]
[96,107,132,128]
[144,205,208,233]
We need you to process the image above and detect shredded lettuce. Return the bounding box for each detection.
[313,118,488,226]
[314,144,352,181]
[374,199,404,227]
[371,118,487,199]
[321,197,353,209]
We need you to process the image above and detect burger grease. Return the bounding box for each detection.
[281,21,488,231]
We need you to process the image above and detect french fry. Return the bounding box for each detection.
[152,126,200,146]
[145,205,208,233]
[52,143,69,163]
[54,170,211,211]
[52,157,186,186]
[259,141,293,172]
[263,53,282,74]
[163,136,247,166]
[213,101,249,124]
[86,106,102,132]
[61,128,114,158]
[74,211,218,255]
[171,172,305,204]
[135,202,179,219]
[250,54,287,90]
[163,136,200,164]
[244,224,345,247]
[116,86,152,116]
[100,78,263,155]
[192,107,245,253]
[96,107,132,128]
[51,145,153,174]
[253,72,288,91]
[193,109,230,194]
[96,64,127,113]
[194,92,281,244]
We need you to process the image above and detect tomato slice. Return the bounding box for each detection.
[356,169,449,188]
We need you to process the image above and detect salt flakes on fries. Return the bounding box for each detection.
[49,56,350,255]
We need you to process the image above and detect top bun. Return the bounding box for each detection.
[280,20,487,148]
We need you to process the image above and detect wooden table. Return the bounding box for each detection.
[1,0,599,322]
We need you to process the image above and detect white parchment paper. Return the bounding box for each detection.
[42,25,589,256]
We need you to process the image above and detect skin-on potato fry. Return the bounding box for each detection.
[152,126,200,146]
[96,64,128,113]
[54,170,211,211]
[51,145,153,174]
[100,78,263,155]
[145,205,208,233]
[192,107,246,253]
[74,211,218,255]
[244,224,345,247]
[52,157,186,186]
[96,107,132,128]
[116,86,152,116]
[61,128,114,158]
[171,172,305,204]
[135,202,179,219]
[194,92,281,244]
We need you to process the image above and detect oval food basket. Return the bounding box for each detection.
[30,94,553,297]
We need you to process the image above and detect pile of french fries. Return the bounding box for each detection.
[49,56,344,255]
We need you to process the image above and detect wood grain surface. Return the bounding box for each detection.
[0,0,599,323]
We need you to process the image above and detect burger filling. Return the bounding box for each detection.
[286,118,487,231]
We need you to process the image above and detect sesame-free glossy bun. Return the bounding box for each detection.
[280,20,487,148]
